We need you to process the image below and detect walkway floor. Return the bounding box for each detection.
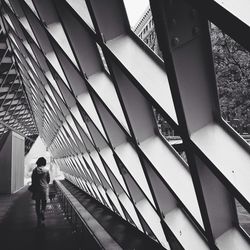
[0,186,79,250]
[0,181,167,250]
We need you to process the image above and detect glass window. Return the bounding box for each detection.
[96,43,110,74]
[235,199,250,236]
[210,23,250,144]
[123,0,162,58]
[153,106,188,164]
[66,0,95,30]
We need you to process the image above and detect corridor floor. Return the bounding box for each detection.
[0,186,79,250]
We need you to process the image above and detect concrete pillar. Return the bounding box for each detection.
[0,130,25,194]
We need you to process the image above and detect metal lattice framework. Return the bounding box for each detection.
[1,0,250,249]
[0,17,37,139]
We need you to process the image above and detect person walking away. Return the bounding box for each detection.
[31,157,50,227]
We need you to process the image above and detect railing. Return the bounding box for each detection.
[55,181,105,250]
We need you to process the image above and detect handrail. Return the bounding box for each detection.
[54,180,106,250]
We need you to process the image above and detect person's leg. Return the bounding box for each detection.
[40,192,47,221]
[35,198,41,217]
[35,198,42,226]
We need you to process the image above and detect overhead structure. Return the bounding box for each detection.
[0,18,37,140]
[0,0,250,249]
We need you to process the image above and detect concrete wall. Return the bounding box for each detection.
[11,132,25,193]
[0,131,12,193]
[0,131,25,194]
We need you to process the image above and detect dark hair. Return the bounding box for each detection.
[36,157,46,167]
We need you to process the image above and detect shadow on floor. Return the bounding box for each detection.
[0,186,80,250]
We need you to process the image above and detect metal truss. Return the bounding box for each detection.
[0,20,37,139]
[1,0,249,249]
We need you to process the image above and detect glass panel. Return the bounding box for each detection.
[96,44,110,74]
[24,0,39,17]
[153,107,188,164]
[66,0,95,30]
[210,23,250,143]
[123,0,149,28]
[5,0,14,12]
[123,0,162,59]
[235,199,250,236]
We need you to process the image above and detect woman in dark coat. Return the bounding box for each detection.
[31,157,50,226]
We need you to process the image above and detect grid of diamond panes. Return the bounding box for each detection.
[1,0,250,249]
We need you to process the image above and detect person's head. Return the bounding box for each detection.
[36,157,46,167]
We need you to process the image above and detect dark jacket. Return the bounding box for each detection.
[32,166,50,193]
